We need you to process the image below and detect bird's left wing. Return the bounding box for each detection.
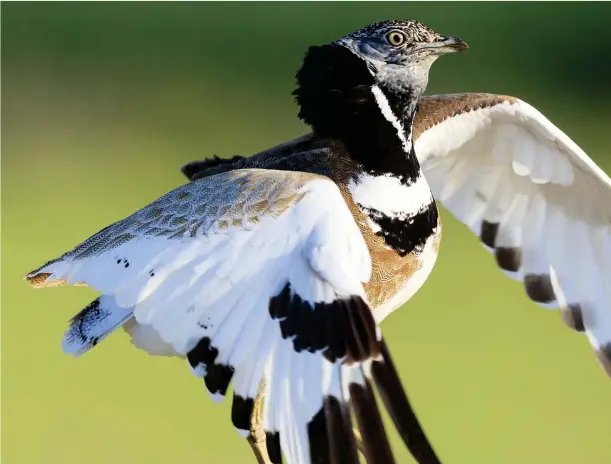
[414,93,611,376]
[26,168,439,464]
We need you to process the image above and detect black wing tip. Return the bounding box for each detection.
[204,363,235,399]
[264,340,440,464]
[307,395,359,464]
[561,303,586,333]
[523,273,556,304]
[308,405,330,463]
[596,344,611,377]
[231,394,255,432]
[495,247,522,273]
[372,339,442,464]
[265,431,283,464]
[326,396,360,464]
[479,221,499,248]
[187,337,235,400]
[349,378,395,464]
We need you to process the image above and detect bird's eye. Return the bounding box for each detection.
[386,30,408,47]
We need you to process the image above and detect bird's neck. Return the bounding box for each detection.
[293,44,421,184]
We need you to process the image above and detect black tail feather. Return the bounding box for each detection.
[325,396,359,464]
[350,374,394,464]
[371,340,441,464]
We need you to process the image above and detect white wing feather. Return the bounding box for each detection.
[415,95,611,376]
[27,168,430,463]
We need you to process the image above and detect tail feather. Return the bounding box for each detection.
[225,337,440,464]
[350,368,394,464]
[372,340,441,464]
[325,395,359,464]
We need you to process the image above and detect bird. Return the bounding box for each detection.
[180,53,611,464]
[177,32,611,464]
[25,20,468,464]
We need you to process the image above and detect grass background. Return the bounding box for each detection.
[3,2,611,463]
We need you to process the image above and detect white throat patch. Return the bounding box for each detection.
[348,172,434,220]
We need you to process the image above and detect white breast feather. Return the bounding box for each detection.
[348,172,434,219]
[374,232,440,323]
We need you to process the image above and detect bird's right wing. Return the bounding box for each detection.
[414,93,611,376]
[26,168,439,464]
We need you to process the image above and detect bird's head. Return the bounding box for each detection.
[294,20,468,142]
[335,20,468,95]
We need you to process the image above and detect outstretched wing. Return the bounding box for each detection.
[414,93,611,376]
[26,168,440,464]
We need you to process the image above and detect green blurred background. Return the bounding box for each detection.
[3,2,611,463]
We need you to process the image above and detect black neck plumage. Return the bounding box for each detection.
[293,44,421,183]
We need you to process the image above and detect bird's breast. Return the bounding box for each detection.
[341,171,441,321]
[370,225,441,323]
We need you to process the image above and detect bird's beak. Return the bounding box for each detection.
[421,36,469,54]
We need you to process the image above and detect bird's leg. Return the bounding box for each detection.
[247,380,271,464]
